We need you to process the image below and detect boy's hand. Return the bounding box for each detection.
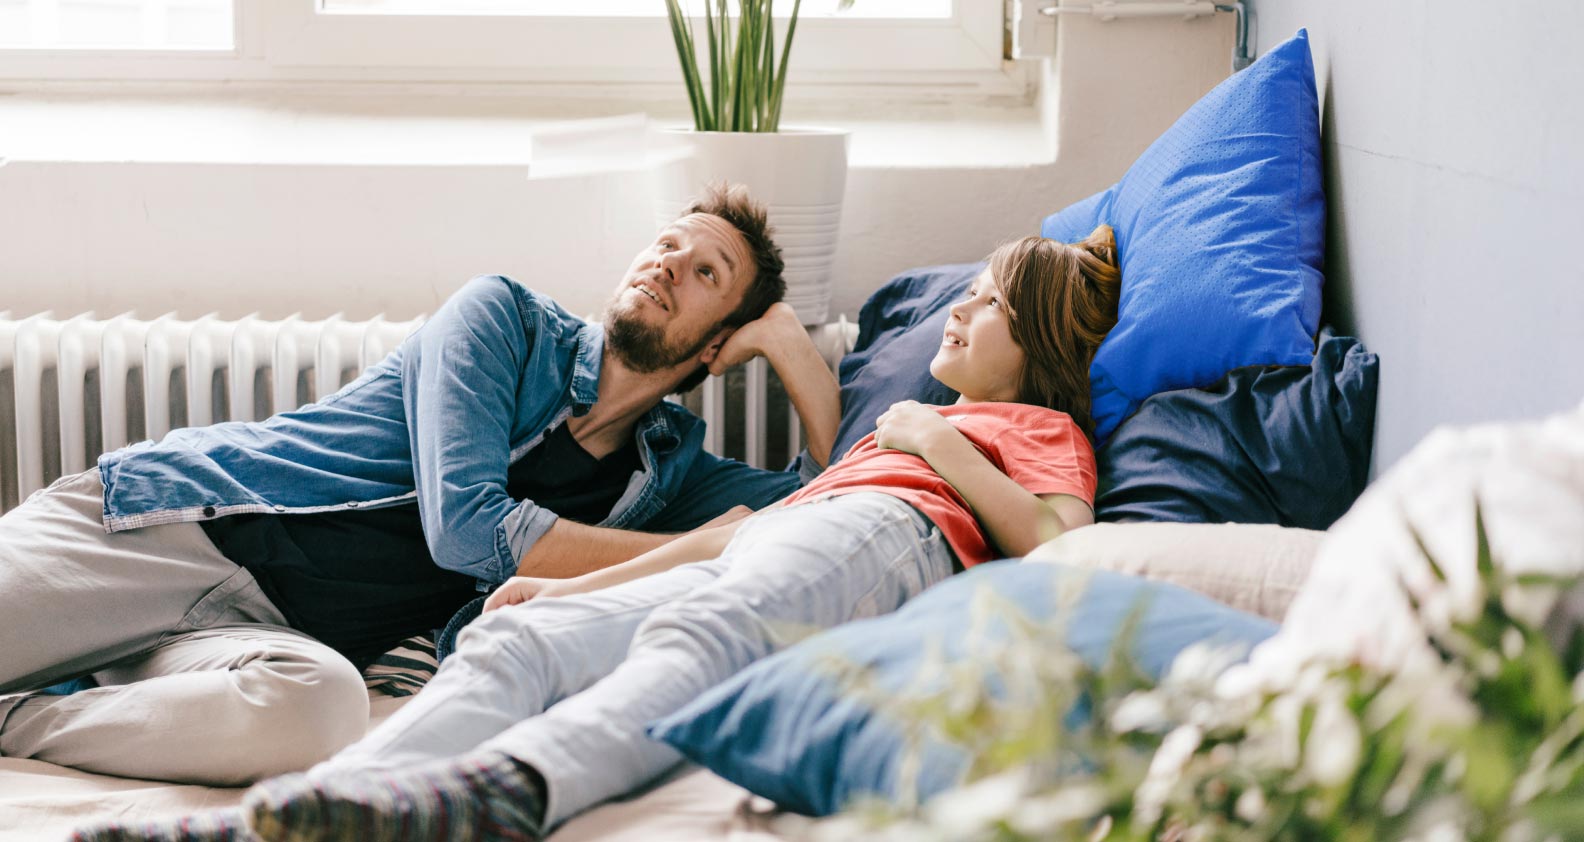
[483,576,586,612]
[874,400,960,461]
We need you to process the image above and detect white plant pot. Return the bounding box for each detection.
[653,128,850,325]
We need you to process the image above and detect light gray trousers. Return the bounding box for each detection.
[0,470,369,785]
[313,492,954,829]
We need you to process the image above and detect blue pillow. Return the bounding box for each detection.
[1042,29,1325,443]
[1096,330,1377,530]
[820,263,976,465]
[649,561,1277,816]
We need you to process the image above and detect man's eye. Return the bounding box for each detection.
[659,240,675,250]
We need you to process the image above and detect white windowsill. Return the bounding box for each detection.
[0,92,1054,170]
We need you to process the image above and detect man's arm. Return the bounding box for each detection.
[491,517,746,609]
[513,506,750,578]
[710,302,842,469]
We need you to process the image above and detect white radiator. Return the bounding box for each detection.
[0,311,854,515]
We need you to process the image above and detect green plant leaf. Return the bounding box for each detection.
[769,0,802,131]
[666,0,708,130]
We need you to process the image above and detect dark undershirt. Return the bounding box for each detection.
[200,423,641,669]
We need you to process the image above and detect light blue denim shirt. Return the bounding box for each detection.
[98,275,801,585]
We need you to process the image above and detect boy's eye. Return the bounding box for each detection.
[700,266,716,281]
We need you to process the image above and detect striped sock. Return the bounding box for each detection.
[70,809,255,842]
[243,751,546,842]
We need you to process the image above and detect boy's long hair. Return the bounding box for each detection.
[989,225,1122,442]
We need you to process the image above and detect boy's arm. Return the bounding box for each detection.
[875,401,1094,558]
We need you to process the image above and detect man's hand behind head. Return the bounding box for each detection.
[707,302,804,377]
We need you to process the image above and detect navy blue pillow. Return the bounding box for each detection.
[823,263,978,463]
[1096,330,1378,531]
[1042,29,1326,443]
[649,561,1277,816]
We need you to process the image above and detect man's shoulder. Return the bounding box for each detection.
[451,275,588,336]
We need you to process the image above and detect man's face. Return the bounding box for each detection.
[604,213,756,374]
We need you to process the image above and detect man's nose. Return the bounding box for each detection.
[659,250,688,284]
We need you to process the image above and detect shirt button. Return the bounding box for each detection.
[346,501,360,508]
[202,506,216,517]
[273,504,287,512]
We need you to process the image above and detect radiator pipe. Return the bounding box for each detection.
[1041,0,1253,72]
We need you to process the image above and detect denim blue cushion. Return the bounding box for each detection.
[1042,29,1325,443]
[1096,330,1378,530]
[813,264,976,467]
[648,561,1277,816]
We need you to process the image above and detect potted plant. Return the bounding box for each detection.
[658,0,853,324]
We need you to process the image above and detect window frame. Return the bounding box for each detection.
[0,0,1027,100]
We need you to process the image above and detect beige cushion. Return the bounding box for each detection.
[1025,522,1324,621]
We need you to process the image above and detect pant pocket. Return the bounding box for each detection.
[167,565,290,638]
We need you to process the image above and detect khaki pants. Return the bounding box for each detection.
[0,470,368,785]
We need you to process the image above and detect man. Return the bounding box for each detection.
[0,183,838,786]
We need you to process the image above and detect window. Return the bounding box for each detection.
[320,1,953,18]
[0,0,232,50]
[0,0,1021,101]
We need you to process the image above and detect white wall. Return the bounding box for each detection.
[0,15,1235,326]
[1250,1,1584,471]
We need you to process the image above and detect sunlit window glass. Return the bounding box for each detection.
[0,0,233,50]
[320,0,952,19]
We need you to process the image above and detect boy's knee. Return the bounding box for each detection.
[637,594,771,662]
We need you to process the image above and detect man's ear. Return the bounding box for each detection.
[697,326,736,366]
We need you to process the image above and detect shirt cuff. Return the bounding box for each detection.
[497,499,561,583]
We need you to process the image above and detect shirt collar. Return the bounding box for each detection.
[570,321,604,414]
[637,402,684,454]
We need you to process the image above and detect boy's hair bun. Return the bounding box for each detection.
[1078,223,1119,268]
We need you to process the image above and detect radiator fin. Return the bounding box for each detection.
[0,313,852,515]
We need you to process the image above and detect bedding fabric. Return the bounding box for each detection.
[649,560,1277,817]
[1094,330,1378,531]
[1041,28,1326,443]
[0,696,786,842]
[1025,522,1324,621]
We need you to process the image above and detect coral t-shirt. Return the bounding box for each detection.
[784,402,1097,569]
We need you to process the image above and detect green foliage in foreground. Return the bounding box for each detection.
[814,505,1584,842]
[663,0,852,133]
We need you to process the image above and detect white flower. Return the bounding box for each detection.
[1006,784,1108,836]
[1135,724,1203,823]
[1267,694,1304,771]
[1234,786,1267,823]
[1164,642,1246,690]
[919,768,1029,838]
[1304,684,1362,787]
[1110,692,1169,733]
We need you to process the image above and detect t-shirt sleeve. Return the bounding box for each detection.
[989,418,1097,506]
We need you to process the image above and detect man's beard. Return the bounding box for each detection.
[603,303,717,375]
